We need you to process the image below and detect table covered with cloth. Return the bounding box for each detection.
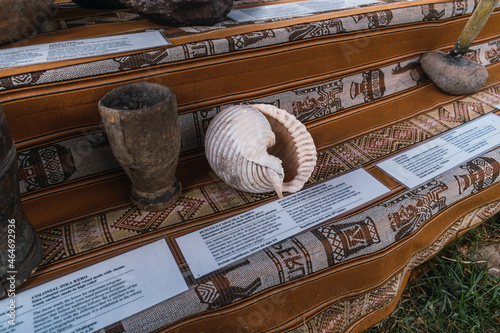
[1,0,500,331]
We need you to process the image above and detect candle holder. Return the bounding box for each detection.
[98,82,182,211]
[0,105,42,299]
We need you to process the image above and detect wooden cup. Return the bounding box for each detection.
[98,82,182,211]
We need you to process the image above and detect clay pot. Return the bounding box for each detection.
[0,0,56,46]
[71,0,126,9]
[0,105,42,299]
[117,0,233,26]
[98,82,182,211]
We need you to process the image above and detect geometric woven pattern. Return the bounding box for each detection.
[313,217,382,265]
[2,0,491,95]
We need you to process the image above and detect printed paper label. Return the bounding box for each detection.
[0,240,188,333]
[377,113,500,188]
[0,31,170,69]
[176,169,389,278]
[228,0,379,22]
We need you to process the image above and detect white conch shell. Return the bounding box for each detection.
[205,104,317,198]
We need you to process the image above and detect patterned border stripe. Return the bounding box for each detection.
[38,12,142,34]
[289,274,401,333]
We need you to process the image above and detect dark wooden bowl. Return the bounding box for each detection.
[0,0,56,46]
[117,0,233,26]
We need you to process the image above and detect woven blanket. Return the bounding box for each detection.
[1,0,500,331]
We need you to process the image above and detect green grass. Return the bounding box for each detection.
[365,213,500,333]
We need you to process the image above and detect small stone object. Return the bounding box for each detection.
[205,104,317,198]
[72,0,126,9]
[0,105,42,299]
[117,0,233,26]
[0,0,55,46]
[420,0,497,96]
[473,243,500,276]
[98,82,182,211]
[420,51,488,95]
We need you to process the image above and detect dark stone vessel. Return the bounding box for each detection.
[0,105,42,299]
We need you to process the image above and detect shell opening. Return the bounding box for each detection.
[265,115,300,183]
[253,104,317,195]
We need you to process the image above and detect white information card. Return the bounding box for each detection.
[228,0,379,22]
[0,239,188,333]
[0,31,170,69]
[177,168,389,278]
[377,113,500,189]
